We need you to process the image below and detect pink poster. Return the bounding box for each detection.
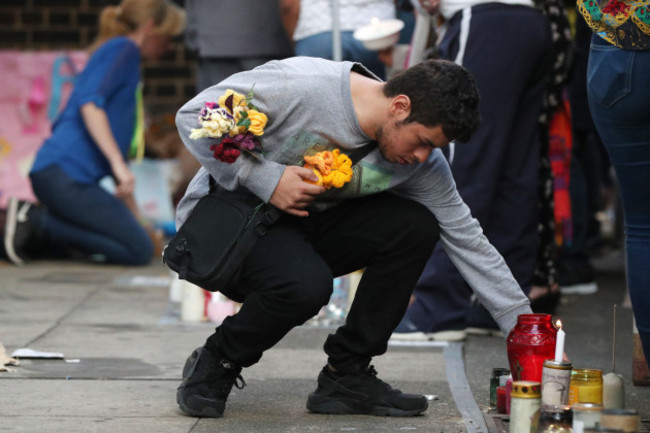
[0,51,88,209]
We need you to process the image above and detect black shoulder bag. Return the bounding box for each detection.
[162,143,376,295]
[162,178,281,295]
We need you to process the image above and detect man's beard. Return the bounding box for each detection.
[375,121,400,162]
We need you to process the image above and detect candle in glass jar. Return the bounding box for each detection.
[509,381,541,433]
[490,368,510,407]
[496,386,507,414]
[506,314,557,383]
[569,369,603,405]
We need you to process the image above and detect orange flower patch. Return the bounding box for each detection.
[303,149,353,189]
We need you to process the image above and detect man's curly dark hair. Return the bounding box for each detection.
[383,59,481,143]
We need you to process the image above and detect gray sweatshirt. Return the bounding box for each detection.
[175,57,532,336]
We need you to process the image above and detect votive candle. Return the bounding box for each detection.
[555,320,565,363]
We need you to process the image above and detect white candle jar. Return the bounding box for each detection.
[572,402,603,433]
[541,359,572,405]
[509,381,541,433]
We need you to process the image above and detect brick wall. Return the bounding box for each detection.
[0,0,196,111]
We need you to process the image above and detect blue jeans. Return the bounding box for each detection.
[587,35,650,364]
[295,31,386,79]
[29,164,153,265]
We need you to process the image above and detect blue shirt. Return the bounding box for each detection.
[31,37,141,183]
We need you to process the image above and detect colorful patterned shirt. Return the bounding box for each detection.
[577,0,650,50]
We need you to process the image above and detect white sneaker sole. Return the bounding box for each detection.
[465,327,502,337]
[561,282,598,295]
[390,330,466,342]
[4,198,24,266]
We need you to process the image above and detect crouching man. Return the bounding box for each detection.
[173,57,532,418]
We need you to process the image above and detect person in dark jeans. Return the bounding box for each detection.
[578,0,650,372]
[556,13,605,295]
[173,57,533,418]
[395,0,554,338]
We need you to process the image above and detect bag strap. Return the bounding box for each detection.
[251,202,282,232]
[207,175,282,222]
[205,142,375,222]
[206,142,375,192]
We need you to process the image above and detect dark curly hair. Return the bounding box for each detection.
[383,59,481,143]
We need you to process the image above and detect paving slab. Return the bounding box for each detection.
[1,261,463,433]
[2,258,650,433]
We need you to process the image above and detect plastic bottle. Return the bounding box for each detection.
[326,275,349,325]
[181,281,205,322]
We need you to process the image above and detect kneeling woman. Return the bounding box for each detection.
[3,0,185,266]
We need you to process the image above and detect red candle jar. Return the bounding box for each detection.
[505,377,513,414]
[506,314,557,383]
[496,386,507,414]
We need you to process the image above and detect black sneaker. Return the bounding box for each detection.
[557,259,598,295]
[4,198,34,265]
[176,346,246,417]
[306,365,428,417]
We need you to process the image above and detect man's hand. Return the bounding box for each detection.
[420,0,440,14]
[378,47,394,67]
[270,166,326,217]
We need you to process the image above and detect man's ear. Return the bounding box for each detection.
[389,95,411,120]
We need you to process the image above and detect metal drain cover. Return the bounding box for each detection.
[14,357,161,379]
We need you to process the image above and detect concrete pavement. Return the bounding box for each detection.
[0,253,648,432]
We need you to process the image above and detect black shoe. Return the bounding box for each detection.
[176,346,246,418]
[557,259,598,295]
[306,365,428,417]
[3,198,34,265]
[530,288,561,314]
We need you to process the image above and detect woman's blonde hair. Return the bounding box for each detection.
[89,0,185,53]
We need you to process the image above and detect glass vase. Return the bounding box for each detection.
[506,313,557,382]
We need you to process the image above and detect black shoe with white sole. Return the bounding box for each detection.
[176,346,246,418]
[3,197,34,265]
[306,365,428,417]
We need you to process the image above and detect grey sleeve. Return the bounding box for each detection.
[392,155,532,336]
[175,64,287,203]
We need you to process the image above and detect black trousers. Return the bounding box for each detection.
[406,3,552,332]
[205,192,439,374]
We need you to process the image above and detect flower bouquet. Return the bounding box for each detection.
[303,149,353,189]
[189,88,268,164]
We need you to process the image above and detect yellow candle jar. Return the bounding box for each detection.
[568,369,603,405]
